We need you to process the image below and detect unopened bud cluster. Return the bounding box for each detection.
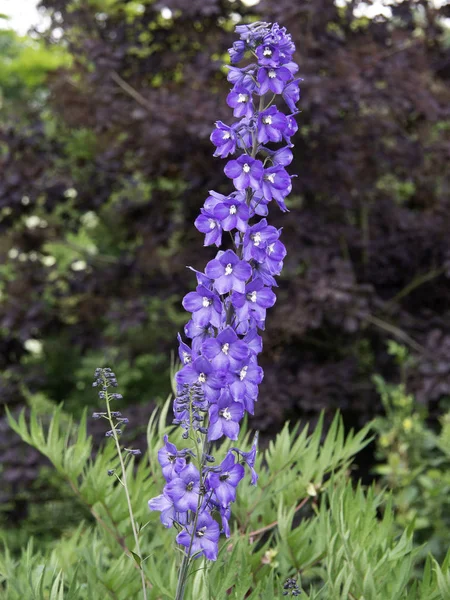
[283,577,302,596]
[92,367,140,461]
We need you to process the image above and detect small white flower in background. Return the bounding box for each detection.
[25,215,41,229]
[24,339,43,355]
[71,260,87,271]
[81,211,99,229]
[64,188,78,199]
[41,255,56,267]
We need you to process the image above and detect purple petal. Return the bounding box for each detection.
[201,537,218,560]
[222,419,240,440]
[208,418,223,441]
[205,259,224,280]
[202,338,221,360]
[224,160,242,179]
[182,292,203,312]
[233,260,252,281]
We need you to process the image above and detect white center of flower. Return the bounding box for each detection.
[221,407,232,421]
[222,131,231,140]
[182,352,191,364]
[268,243,275,254]
[229,205,237,215]
[202,296,211,308]
[240,366,248,380]
[263,116,272,125]
[248,291,257,303]
[243,163,250,173]
[198,372,206,383]
[238,93,248,103]
[225,263,233,275]
[209,219,216,229]
[263,47,272,56]
[268,69,276,79]
[252,232,262,246]
[222,343,230,355]
[266,173,276,183]
[196,526,207,537]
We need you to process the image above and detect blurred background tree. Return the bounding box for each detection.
[0,0,449,549]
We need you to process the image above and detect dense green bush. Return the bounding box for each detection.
[373,344,450,562]
[1,400,450,599]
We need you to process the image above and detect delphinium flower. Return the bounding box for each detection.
[148,21,300,599]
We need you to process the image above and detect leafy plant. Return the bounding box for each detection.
[373,346,450,561]
[1,399,449,599]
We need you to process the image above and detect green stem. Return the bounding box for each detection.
[175,553,191,600]
[174,390,209,600]
[104,381,148,600]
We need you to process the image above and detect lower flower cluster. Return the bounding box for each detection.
[148,433,257,560]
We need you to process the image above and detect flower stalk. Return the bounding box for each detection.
[147,20,301,597]
[94,368,148,600]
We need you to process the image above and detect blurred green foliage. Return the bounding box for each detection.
[373,343,450,562]
[0,29,71,103]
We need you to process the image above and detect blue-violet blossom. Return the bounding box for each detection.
[148,21,300,564]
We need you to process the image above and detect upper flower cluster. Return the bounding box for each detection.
[149,21,300,563]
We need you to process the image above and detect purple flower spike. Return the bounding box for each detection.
[150,20,299,564]
[207,452,245,507]
[176,512,220,560]
[205,249,252,294]
[224,155,264,191]
[208,389,244,441]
